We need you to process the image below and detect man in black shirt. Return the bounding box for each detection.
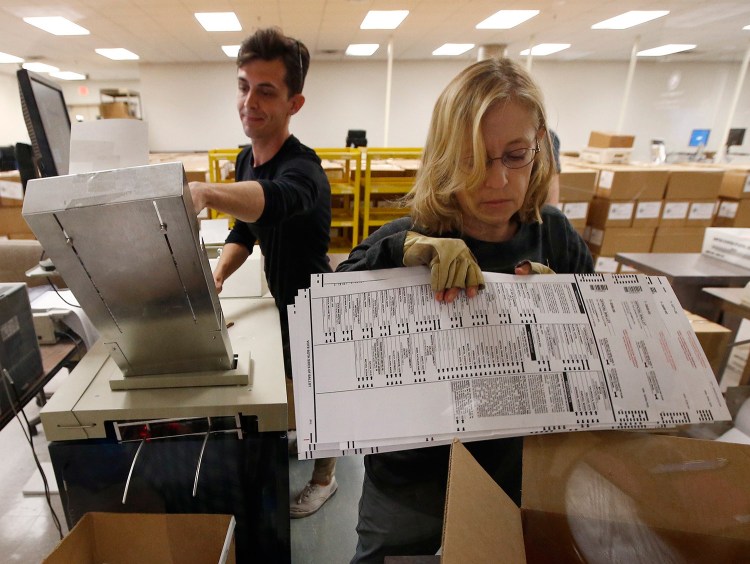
[190,27,337,518]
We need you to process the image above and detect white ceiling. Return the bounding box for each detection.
[1,0,750,81]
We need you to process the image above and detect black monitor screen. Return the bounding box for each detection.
[17,69,71,177]
[727,128,746,147]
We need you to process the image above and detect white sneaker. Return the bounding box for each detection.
[290,477,338,518]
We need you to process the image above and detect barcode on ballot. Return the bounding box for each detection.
[623,286,642,294]
[590,284,608,292]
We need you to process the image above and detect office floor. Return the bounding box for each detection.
[0,368,364,564]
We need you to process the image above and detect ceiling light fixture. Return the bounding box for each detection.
[360,10,409,30]
[222,45,240,58]
[95,48,140,60]
[0,51,24,64]
[592,10,669,30]
[50,71,86,81]
[22,62,59,73]
[195,12,242,32]
[637,44,696,57]
[432,44,475,56]
[23,16,90,35]
[476,10,539,29]
[520,43,571,56]
[346,44,379,56]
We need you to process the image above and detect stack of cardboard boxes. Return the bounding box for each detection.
[579,131,635,165]
[713,165,750,227]
[556,164,597,237]
[0,171,32,240]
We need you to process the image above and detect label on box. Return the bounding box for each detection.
[744,175,750,193]
[589,227,604,246]
[619,264,638,273]
[598,170,614,190]
[594,256,618,272]
[662,202,689,220]
[553,202,564,211]
[636,201,661,219]
[688,202,714,220]
[583,225,591,241]
[562,202,588,220]
[0,181,23,201]
[718,201,739,218]
[608,202,634,220]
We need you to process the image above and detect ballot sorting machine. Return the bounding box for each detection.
[22,164,290,563]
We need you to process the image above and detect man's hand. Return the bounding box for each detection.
[514,260,555,275]
[188,181,208,215]
[402,232,484,303]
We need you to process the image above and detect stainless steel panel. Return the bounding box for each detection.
[22,163,233,376]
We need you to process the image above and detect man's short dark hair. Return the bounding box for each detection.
[237,27,310,96]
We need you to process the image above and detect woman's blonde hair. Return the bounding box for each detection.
[406,58,554,234]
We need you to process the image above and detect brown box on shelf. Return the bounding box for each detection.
[99,101,133,119]
[587,131,635,148]
[559,202,589,230]
[592,165,669,200]
[587,198,634,228]
[660,201,690,227]
[586,226,655,256]
[0,206,33,236]
[686,200,717,227]
[664,167,723,200]
[651,226,706,253]
[713,198,750,227]
[683,310,732,379]
[0,172,23,207]
[559,166,597,201]
[632,200,663,228]
[718,169,750,200]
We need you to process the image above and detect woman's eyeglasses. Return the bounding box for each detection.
[485,139,540,170]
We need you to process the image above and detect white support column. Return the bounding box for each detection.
[477,44,507,61]
[715,42,750,162]
[526,36,535,71]
[383,37,394,147]
[616,36,640,134]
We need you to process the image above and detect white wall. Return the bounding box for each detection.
[2,58,749,162]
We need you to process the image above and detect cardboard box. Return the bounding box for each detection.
[99,101,134,119]
[665,167,724,200]
[44,513,236,564]
[442,434,750,564]
[0,173,23,207]
[718,170,750,200]
[684,310,732,378]
[587,131,635,148]
[587,226,655,256]
[560,202,589,229]
[632,200,663,228]
[713,198,750,228]
[559,166,597,201]
[0,206,33,236]
[660,201,690,227]
[592,165,669,200]
[702,228,750,269]
[579,147,632,165]
[593,255,619,273]
[185,170,208,183]
[652,226,706,253]
[687,200,717,227]
[587,198,634,228]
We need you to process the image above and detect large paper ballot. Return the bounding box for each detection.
[288,269,730,458]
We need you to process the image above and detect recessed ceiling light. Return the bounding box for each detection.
[346,44,379,56]
[744,24,750,30]
[222,45,240,58]
[50,71,86,81]
[476,10,539,30]
[23,16,89,36]
[432,44,475,56]
[0,51,24,64]
[195,12,241,32]
[95,48,140,60]
[360,10,409,30]
[22,62,59,73]
[592,11,669,30]
[637,44,696,57]
[520,43,571,56]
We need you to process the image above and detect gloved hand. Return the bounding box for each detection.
[514,260,555,275]
[402,232,485,300]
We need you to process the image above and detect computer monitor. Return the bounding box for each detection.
[16,69,71,177]
[688,129,710,147]
[346,129,367,148]
[727,128,746,148]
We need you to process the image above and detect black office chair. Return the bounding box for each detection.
[345,130,367,148]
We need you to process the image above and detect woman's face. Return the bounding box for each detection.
[455,100,539,242]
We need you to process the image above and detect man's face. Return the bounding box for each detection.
[236,58,301,141]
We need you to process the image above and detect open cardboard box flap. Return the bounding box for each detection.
[43,512,236,564]
[443,432,750,564]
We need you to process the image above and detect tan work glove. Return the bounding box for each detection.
[514,260,555,275]
[403,232,485,293]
